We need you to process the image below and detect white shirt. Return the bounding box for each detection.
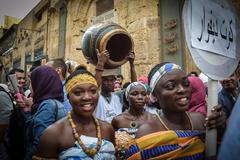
[95,93,122,123]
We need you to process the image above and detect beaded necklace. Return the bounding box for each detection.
[68,112,102,157]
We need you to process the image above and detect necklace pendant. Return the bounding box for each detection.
[130,121,138,129]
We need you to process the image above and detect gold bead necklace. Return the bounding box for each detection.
[68,112,102,157]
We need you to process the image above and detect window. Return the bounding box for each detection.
[35,12,42,22]
[34,48,43,61]
[96,0,114,16]
[25,54,31,63]
[13,59,21,69]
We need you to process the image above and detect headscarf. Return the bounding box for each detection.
[65,73,98,94]
[188,76,207,116]
[30,66,64,107]
[138,76,148,84]
[125,82,147,100]
[149,63,182,92]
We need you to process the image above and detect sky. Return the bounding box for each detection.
[0,0,40,24]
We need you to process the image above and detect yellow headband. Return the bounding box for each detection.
[66,74,98,94]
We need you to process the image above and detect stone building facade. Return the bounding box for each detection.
[0,0,239,82]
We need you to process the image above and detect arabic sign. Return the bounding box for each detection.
[191,0,236,59]
[183,0,240,80]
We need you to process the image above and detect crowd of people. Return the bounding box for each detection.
[0,49,239,160]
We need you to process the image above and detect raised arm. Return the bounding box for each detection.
[94,49,109,86]
[128,51,137,82]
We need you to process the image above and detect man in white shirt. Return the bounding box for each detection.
[95,68,122,123]
[94,49,137,123]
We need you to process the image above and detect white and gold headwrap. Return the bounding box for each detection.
[65,74,98,94]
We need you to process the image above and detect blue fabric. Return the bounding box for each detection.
[218,88,236,117]
[218,96,240,160]
[62,80,72,112]
[25,99,67,160]
[59,135,115,160]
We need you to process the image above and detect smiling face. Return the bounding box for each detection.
[220,74,237,91]
[128,85,147,109]
[68,83,99,117]
[153,69,191,112]
[16,71,25,89]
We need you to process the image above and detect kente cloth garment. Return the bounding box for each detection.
[126,130,204,160]
[188,77,207,116]
[30,66,64,112]
[59,135,116,160]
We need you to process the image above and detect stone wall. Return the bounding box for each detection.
[3,0,239,82]
[54,0,161,81]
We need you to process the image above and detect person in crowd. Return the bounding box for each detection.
[112,82,154,159]
[126,62,226,160]
[114,81,122,92]
[8,68,26,95]
[218,96,240,160]
[218,73,239,118]
[138,75,148,84]
[188,71,198,77]
[199,72,222,94]
[34,68,115,159]
[25,66,67,160]
[137,75,156,113]
[188,76,207,116]
[116,74,124,88]
[46,58,72,112]
[0,84,13,160]
[8,68,32,112]
[94,49,137,123]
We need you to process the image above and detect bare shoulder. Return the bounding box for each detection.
[99,120,114,132]
[147,112,158,120]
[37,118,68,157]
[111,113,128,130]
[40,118,67,143]
[136,115,162,138]
[98,119,115,143]
[189,112,205,131]
[111,113,125,124]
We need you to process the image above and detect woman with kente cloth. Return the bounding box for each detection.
[126,62,226,160]
[34,68,116,159]
[111,82,155,159]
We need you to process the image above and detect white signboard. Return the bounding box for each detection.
[191,0,236,59]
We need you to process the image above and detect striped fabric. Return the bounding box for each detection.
[126,130,204,160]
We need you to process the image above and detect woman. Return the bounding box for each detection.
[25,66,67,160]
[34,68,115,159]
[126,62,226,160]
[188,76,207,116]
[111,82,154,158]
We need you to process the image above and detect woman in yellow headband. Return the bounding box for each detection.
[34,68,116,160]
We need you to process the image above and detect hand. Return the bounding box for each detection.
[127,51,135,64]
[65,60,79,73]
[205,105,226,130]
[96,49,110,66]
[24,97,33,108]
